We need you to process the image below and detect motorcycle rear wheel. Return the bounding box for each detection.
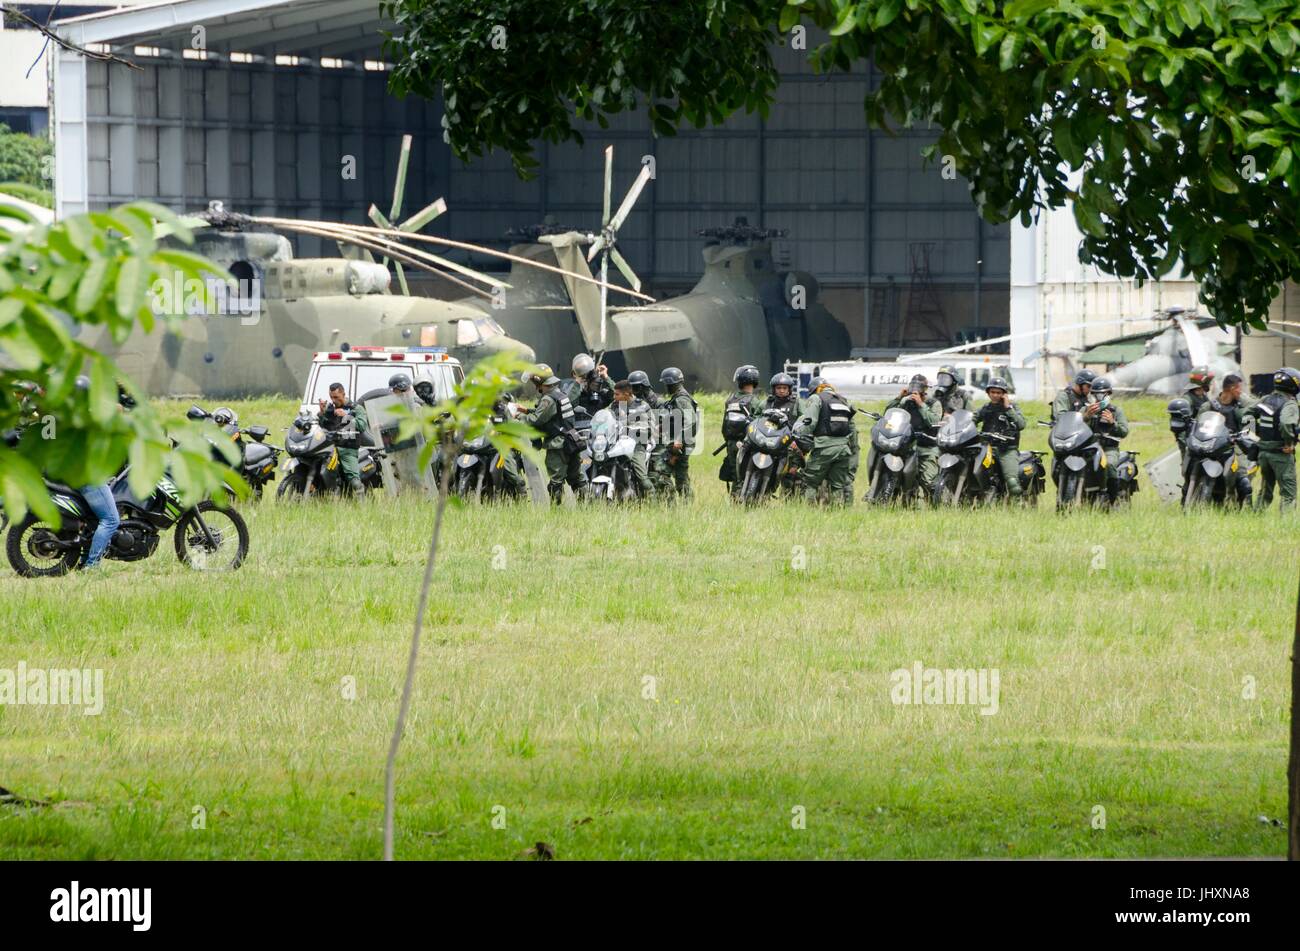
[174,502,249,571]
[6,516,80,578]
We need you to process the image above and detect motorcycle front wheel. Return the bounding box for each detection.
[6,516,81,578]
[740,466,769,503]
[174,502,249,571]
[276,468,311,500]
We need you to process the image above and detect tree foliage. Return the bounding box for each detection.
[1,201,243,526]
[383,0,1300,327]
[0,124,52,191]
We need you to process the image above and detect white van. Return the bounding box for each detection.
[299,346,463,413]
[785,357,1015,403]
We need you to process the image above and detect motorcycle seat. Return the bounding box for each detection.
[45,481,81,498]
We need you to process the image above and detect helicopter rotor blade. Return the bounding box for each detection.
[389,134,412,223]
[601,145,613,227]
[586,234,606,262]
[399,198,447,234]
[609,247,642,293]
[609,163,652,233]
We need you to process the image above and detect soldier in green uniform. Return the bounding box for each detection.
[1212,372,1255,506]
[795,377,857,503]
[1050,369,1097,488]
[611,379,657,498]
[1185,365,1216,419]
[1085,376,1130,502]
[629,369,659,410]
[934,365,969,416]
[562,353,614,416]
[652,367,698,499]
[317,382,368,495]
[758,372,805,494]
[1249,367,1299,512]
[518,368,587,503]
[719,365,763,496]
[972,377,1026,502]
[881,374,942,500]
[1051,368,1096,421]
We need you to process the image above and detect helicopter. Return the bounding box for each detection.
[80,136,648,399]
[458,146,850,392]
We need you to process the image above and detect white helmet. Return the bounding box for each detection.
[572,353,596,377]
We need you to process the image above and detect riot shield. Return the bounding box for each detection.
[1143,447,1184,504]
[361,392,437,495]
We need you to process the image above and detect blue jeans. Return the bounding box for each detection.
[78,484,120,568]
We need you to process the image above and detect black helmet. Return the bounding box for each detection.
[936,365,958,389]
[985,377,1009,393]
[628,370,651,388]
[1074,368,1097,388]
[1274,366,1300,394]
[908,373,928,390]
[660,367,684,387]
[116,384,137,410]
[770,372,794,391]
[734,364,760,387]
[1166,397,1192,419]
[388,373,411,392]
[1090,376,1114,396]
[212,406,237,427]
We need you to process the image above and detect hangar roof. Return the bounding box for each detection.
[55,0,389,58]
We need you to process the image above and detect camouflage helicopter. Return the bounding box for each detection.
[459,146,850,392]
[85,136,647,398]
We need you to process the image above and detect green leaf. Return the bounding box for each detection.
[829,5,857,36]
[999,32,1025,71]
[89,354,120,424]
[1207,164,1240,193]
[1267,147,1293,180]
[75,256,111,315]
[115,255,146,321]
[1072,199,1107,238]
[873,0,903,29]
[1052,115,1084,168]
[0,449,60,528]
[127,437,164,499]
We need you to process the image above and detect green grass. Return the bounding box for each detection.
[0,395,1294,859]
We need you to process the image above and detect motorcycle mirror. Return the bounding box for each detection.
[186,405,209,420]
[248,425,269,441]
[1037,420,1052,427]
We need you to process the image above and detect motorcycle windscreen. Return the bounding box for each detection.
[1050,411,1091,451]
[1192,411,1227,442]
[937,409,975,446]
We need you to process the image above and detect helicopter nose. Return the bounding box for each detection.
[494,337,536,364]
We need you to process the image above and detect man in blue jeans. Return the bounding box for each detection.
[78,483,120,569]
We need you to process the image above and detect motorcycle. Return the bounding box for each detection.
[583,408,643,501]
[933,410,1045,505]
[186,405,281,498]
[6,470,249,577]
[1046,412,1139,510]
[735,408,801,502]
[1181,409,1259,509]
[277,413,383,499]
[863,407,930,504]
[453,403,525,502]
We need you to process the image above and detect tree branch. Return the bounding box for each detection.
[2,6,142,71]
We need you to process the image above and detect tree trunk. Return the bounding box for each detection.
[383,442,455,860]
[1289,565,1299,860]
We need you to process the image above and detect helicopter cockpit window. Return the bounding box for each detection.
[968,367,991,389]
[456,319,482,346]
[475,317,505,338]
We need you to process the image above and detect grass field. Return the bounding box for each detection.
[0,393,1295,859]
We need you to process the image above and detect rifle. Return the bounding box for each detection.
[712,443,727,456]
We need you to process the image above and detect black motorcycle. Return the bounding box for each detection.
[6,471,249,577]
[735,409,801,502]
[277,413,383,499]
[1181,409,1258,509]
[453,406,527,502]
[1047,412,1139,510]
[186,406,281,498]
[864,407,930,503]
[934,410,1045,505]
